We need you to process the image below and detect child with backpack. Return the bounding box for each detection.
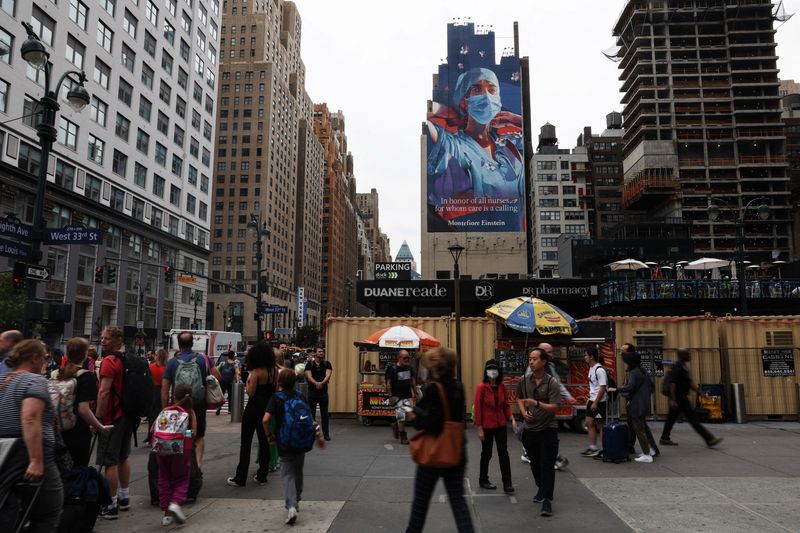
[262,368,325,525]
[151,383,197,526]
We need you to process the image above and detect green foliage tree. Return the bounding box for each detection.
[0,272,25,330]
[295,325,320,348]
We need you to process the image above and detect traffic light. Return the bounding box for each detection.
[164,266,173,283]
[259,276,268,294]
[264,330,273,341]
[106,265,117,284]
[94,266,104,283]
[12,262,26,292]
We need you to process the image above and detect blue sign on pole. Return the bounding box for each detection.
[46,225,102,244]
[260,302,288,314]
[0,216,32,239]
[0,238,30,259]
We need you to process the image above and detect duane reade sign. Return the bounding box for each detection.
[374,262,412,280]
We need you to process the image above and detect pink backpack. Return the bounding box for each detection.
[151,405,190,455]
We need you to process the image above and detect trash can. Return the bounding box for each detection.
[230,382,245,423]
[731,383,746,424]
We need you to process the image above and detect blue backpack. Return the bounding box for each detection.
[276,391,316,453]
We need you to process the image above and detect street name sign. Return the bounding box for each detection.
[0,216,32,239]
[177,275,197,283]
[374,262,412,281]
[0,238,30,259]
[46,225,102,244]
[261,303,288,314]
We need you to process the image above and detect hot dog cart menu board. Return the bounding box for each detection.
[761,348,795,377]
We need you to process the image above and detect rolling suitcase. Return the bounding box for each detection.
[602,396,630,463]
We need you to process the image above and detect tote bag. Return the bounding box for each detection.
[409,382,464,468]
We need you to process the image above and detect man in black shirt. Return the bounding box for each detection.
[660,348,722,448]
[305,346,333,440]
[385,350,416,444]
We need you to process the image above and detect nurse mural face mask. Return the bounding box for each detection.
[467,92,502,125]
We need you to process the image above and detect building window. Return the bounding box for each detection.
[55,160,75,189]
[112,149,127,177]
[100,0,115,16]
[118,79,133,106]
[176,97,186,118]
[0,28,12,66]
[1,0,15,16]
[84,174,101,201]
[123,9,137,38]
[180,38,190,62]
[161,52,173,75]
[153,174,165,198]
[151,206,162,227]
[173,125,185,148]
[96,20,113,53]
[181,10,191,32]
[171,154,183,176]
[159,80,171,105]
[93,59,110,90]
[0,79,8,114]
[136,128,149,154]
[110,186,124,210]
[187,165,197,185]
[156,111,169,135]
[141,64,154,89]
[145,0,158,26]
[57,117,78,150]
[121,43,135,72]
[540,211,561,221]
[144,30,156,57]
[138,96,152,121]
[31,5,55,46]
[65,34,85,69]
[177,68,188,90]
[18,142,41,175]
[88,134,105,164]
[134,162,147,188]
[131,198,145,221]
[186,194,195,215]
[163,20,175,45]
[90,96,107,127]
[169,184,181,207]
[115,113,130,141]
[155,142,167,166]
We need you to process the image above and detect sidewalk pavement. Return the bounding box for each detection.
[95,414,800,532]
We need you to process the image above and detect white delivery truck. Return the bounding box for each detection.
[168,329,242,363]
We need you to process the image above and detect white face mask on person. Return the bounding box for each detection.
[486,369,499,380]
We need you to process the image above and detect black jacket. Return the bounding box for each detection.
[411,375,465,436]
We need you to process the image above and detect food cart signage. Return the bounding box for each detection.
[378,351,398,364]
[637,347,664,377]
[357,384,395,417]
[761,348,795,377]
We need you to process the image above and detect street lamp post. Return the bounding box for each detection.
[448,244,465,381]
[248,213,270,340]
[17,22,90,336]
[190,290,202,329]
[708,197,770,316]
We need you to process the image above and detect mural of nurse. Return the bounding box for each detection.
[427,67,524,217]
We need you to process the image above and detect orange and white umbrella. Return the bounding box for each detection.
[356,325,441,350]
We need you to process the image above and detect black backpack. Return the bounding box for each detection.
[115,353,154,419]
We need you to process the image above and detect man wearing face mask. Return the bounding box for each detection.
[305,346,333,441]
[426,67,525,230]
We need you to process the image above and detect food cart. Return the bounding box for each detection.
[353,325,440,426]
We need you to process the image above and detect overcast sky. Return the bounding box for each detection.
[292,0,800,268]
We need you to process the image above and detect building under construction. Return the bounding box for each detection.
[613,0,794,262]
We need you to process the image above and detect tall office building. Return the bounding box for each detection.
[783,93,800,259]
[613,1,793,261]
[356,187,393,269]
[0,0,219,344]
[529,124,590,278]
[314,103,360,318]
[209,0,323,339]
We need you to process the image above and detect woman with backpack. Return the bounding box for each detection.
[262,368,325,525]
[226,342,277,487]
[151,383,196,526]
[52,337,111,466]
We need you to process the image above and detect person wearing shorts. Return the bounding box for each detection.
[95,326,132,520]
[580,348,607,458]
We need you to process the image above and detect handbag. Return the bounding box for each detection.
[204,375,225,409]
[409,382,465,468]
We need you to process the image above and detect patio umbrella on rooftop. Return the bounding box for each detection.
[684,257,731,270]
[607,259,649,271]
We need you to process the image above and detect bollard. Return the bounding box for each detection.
[230,382,245,423]
[731,383,746,424]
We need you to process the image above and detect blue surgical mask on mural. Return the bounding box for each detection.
[466,93,502,125]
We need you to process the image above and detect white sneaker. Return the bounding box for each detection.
[634,453,653,463]
[521,454,531,464]
[168,503,186,524]
[648,450,657,457]
[161,515,174,526]
[286,506,298,525]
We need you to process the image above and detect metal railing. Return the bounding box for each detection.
[597,280,800,306]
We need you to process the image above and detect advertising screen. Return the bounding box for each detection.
[426,23,525,233]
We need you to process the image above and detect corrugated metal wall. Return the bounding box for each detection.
[718,316,800,417]
[609,316,722,415]
[325,317,497,414]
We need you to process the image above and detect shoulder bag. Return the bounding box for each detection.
[409,382,464,468]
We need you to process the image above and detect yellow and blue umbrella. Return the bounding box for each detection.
[485,297,578,336]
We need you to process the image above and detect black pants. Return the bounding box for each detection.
[522,428,558,501]
[233,399,269,484]
[661,397,715,444]
[218,381,232,412]
[406,464,474,533]
[627,412,659,454]
[308,392,330,438]
[479,427,511,484]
